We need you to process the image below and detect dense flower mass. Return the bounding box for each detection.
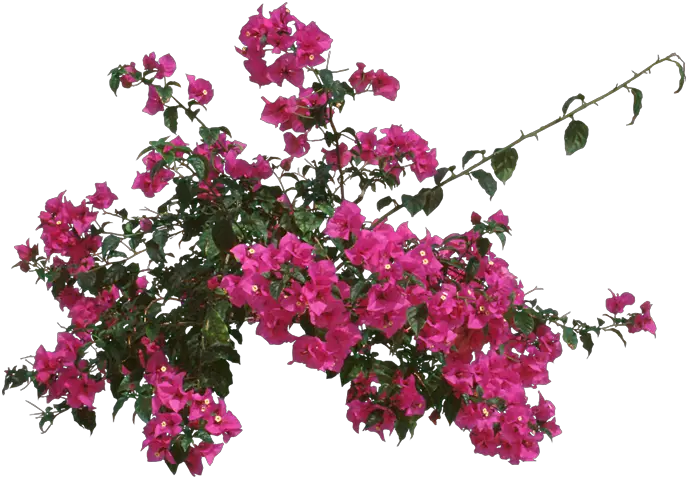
[4,2,663,476]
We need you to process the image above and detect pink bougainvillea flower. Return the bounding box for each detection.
[143,84,165,115]
[606,289,636,314]
[143,52,175,78]
[471,211,482,224]
[324,200,365,240]
[15,239,36,262]
[283,132,310,158]
[185,442,224,476]
[370,69,400,101]
[186,74,214,105]
[120,62,139,88]
[349,62,373,93]
[321,143,352,170]
[267,53,304,87]
[132,169,174,198]
[139,217,153,232]
[488,210,510,230]
[86,182,118,209]
[627,300,657,336]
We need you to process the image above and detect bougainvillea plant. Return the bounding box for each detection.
[3,2,684,476]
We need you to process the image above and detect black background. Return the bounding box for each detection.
[0,1,676,477]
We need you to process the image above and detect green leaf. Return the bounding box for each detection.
[470,170,497,199]
[212,217,237,252]
[444,394,461,425]
[152,229,168,248]
[155,85,173,103]
[514,310,535,335]
[198,229,220,259]
[294,210,325,234]
[395,416,412,446]
[315,202,335,217]
[564,120,589,155]
[72,408,96,435]
[145,240,165,264]
[580,331,594,358]
[434,167,449,186]
[204,359,232,397]
[164,106,179,134]
[135,394,152,422]
[491,147,518,184]
[401,194,424,217]
[76,270,97,293]
[269,280,286,300]
[194,430,213,443]
[462,150,485,169]
[496,232,506,249]
[350,280,371,303]
[109,73,120,96]
[562,326,578,350]
[626,87,643,126]
[340,355,363,386]
[476,237,491,257]
[2,365,30,395]
[199,126,221,145]
[422,187,444,216]
[187,155,207,181]
[562,93,585,115]
[180,435,193,452]
[377,196,393,212]
[371,360,398,384]
[204,301,230,345]
[669,59,685,94]
[609,328,628,347]
[464,257,480,283]
[112,396,128,421]
[406,303,429,336]
[38,407,55,433]
[101,235,121,259]
[168,438,189,467]
[319,69,334,88]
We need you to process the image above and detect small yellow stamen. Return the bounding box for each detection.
[245,31,251,37]
[296,301,302,306]
[479,306,485,313]
[285,8,290,13]
[384,264,391,270]
[154,452,160,458]
[202,89,208,95]
[252,285,259,292]
[204,399,210,405]
[488,261,494,266]
[440,294,447,301]
[482,408,489,417]
[335,102,342,108]
[248,248,255,254]
[214,415,222,423]
[160,366,167,373]
[308,54,314,60]
[56,220,62,225]
[517,416,522,421]
[422,259,429,265]
[419,251,426,257]
[242,47,247,53]
[161,421,167,427]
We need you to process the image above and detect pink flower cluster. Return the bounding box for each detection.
[132,149,177,198]
[43,276,241,476]
[236,3,332,87]
[33,332,104,410]
[349,62,401,101]
[36,186,115,274]
[605,289,656,336]
[140,346,241,476]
